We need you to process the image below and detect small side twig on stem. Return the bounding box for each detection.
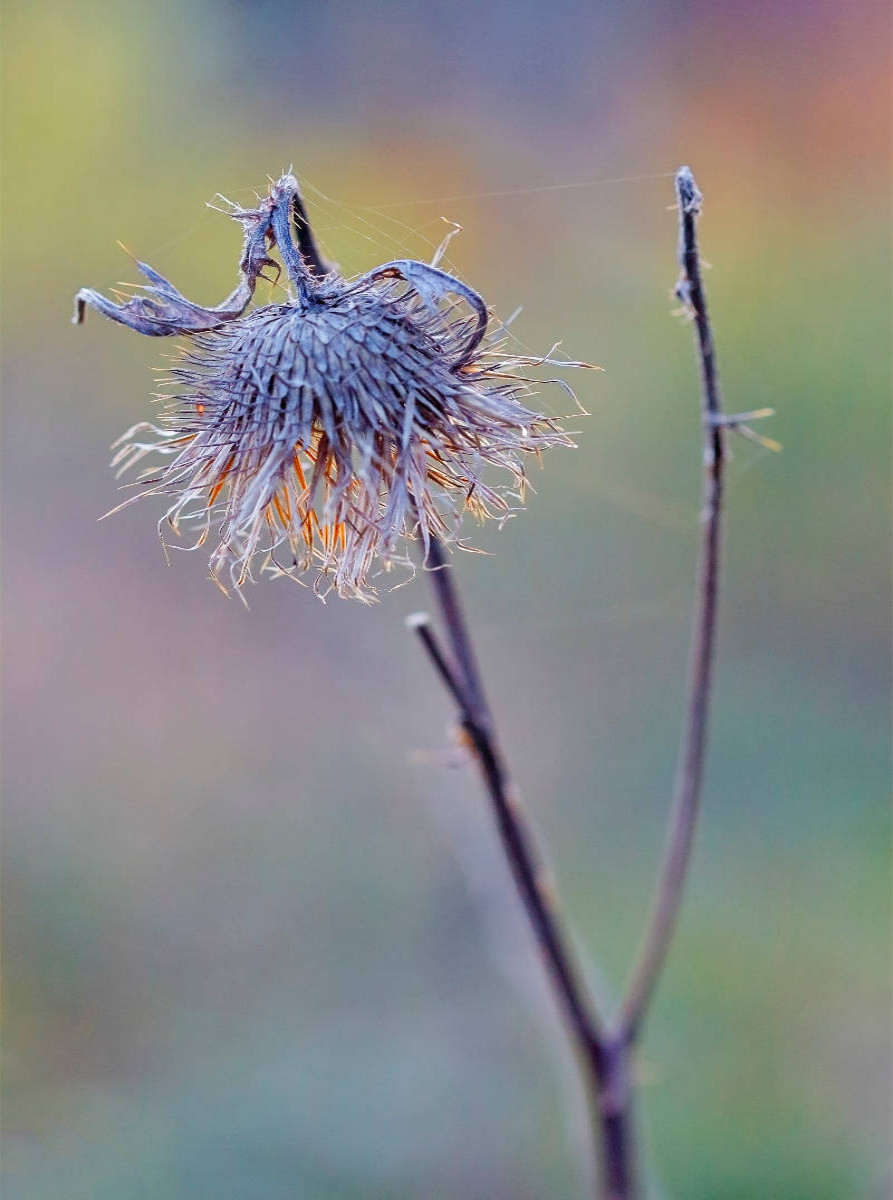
[408,166,739,1199]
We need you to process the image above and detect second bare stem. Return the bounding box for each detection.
[410,165,732,1199]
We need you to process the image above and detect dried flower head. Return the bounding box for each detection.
[75,174,583,600]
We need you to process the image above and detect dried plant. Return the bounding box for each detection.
[75,167,771,1197]
[75,174,581,600]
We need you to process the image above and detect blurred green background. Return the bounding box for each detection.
[2,2,890,1197]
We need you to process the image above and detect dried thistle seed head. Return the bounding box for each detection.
[75,174,584,601]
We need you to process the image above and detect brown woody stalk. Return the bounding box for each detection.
[619,167,728,1040]
[407,542,632,1195]
[410,166,730,1199]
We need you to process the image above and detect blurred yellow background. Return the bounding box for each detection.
[2,2,890,1196]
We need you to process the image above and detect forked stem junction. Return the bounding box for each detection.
[410,166,739,1198]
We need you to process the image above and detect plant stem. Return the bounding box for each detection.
[411,543,637,1198]
[619,166,727,1041]
[409,165,729,1197]
[414,538,608,1064]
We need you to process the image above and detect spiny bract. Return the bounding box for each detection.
[75,174,584,601]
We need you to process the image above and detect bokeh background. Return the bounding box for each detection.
[3,2,890,1197]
